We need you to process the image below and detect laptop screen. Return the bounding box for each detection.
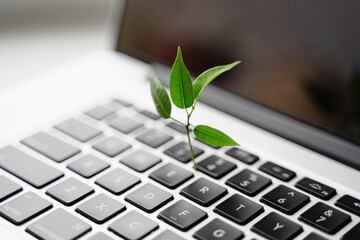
[116,0,360,145]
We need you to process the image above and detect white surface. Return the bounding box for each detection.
[0,51,359,239]
[0,0,123,89]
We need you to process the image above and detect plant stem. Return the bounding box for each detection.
[186,125,196,170]
[185,110,197,170]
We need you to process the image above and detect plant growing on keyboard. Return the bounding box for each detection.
[150,46,241,170]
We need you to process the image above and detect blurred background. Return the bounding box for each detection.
[0,0,123,88]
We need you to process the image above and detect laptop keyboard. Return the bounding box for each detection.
[0,99,359,240]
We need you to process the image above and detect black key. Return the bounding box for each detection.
[164,142,204,163]
[153,230,185,240]
[54,118,102,142]
[26,208,91,240]
[21,131,81,162]
[87,232,114,240]
[120,149,161,172]
[296,177,336,200]
[93,136,131,157]
[95,168,140,195]
[46,177,94,206]
[342,222,360,240]
[0,191,52,225]
[0,176,22,202]
[110,117,143,134]
[259,162,296,182]
[0,146,64,188]
[225,147,259,165]
[166,122,187,134]
[197,155,236,179]
[214,193,264,225]
[261,185,310,215]
[335,195,360,217]
[139,110,160,120]
[136,129,173,148]
[125,183,173,213]
[194,218,244,240]
[149,163,193,189]
[180,178,227,207]
[85,106,115,120]
[67,154,110,178]
[113,98,132,107]
[109,210,159,240]
[304,232,329,240]
[158,199,208,231]
[76,193,126,224]
[252,212,303,240]
[299,202,351,234]
[226,169,271,196]
[195,138,221,149]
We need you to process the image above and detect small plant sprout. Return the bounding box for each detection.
[150,46,241,170]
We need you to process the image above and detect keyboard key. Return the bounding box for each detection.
[120,149,161,172]
[76,193,126,224]
[194,218,244,240]
[26,208,91,240]
[153,230,185,240]
[113,98,132,107]
[0,146,64,188]
[342,222,360,240]
[226,169,271,196]
[0,191,52,225]
[158,200,208,231]
[299,202,351,234]
[0,176,22,202]
[304,232,329,240]
[225,147,259,165]
[110,117,143,134]
[335,195,360,217]
[93,136,131,157]
[197,155,236,179]
[139,110,160,120]
[214,193,264,225]
[87,232,114,240]
[21,131,81,162]
[46,177,94,206]
[95,168,141,195]
[261,185,310,214]
[136,129,173,148]
[180,178,227,207]
[85,106,115,120]
[295,177,336,200]
[259,161,296,182]
[67,154,110,178]
[109,210,159,240]
[166,122,187,134]
[164,142,204,163]
[149,163,193,189]
[55,118,102,142]
[125,183,173,213]
[252,212,303,240]
[195,138,221,149]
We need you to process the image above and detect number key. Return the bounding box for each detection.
[299,202,351,234]
[261,185,310,214]
[226,169,271,196]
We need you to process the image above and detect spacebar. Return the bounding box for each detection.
[0,146,64,189]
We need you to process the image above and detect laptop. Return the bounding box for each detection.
[0,1,359,239]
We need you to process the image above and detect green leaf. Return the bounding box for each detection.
[194,125,239,146]
[150,74,171,119]
[193,61,241,101]
[169,46,194,109]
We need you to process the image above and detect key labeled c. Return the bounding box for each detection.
[129,221,140,229]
